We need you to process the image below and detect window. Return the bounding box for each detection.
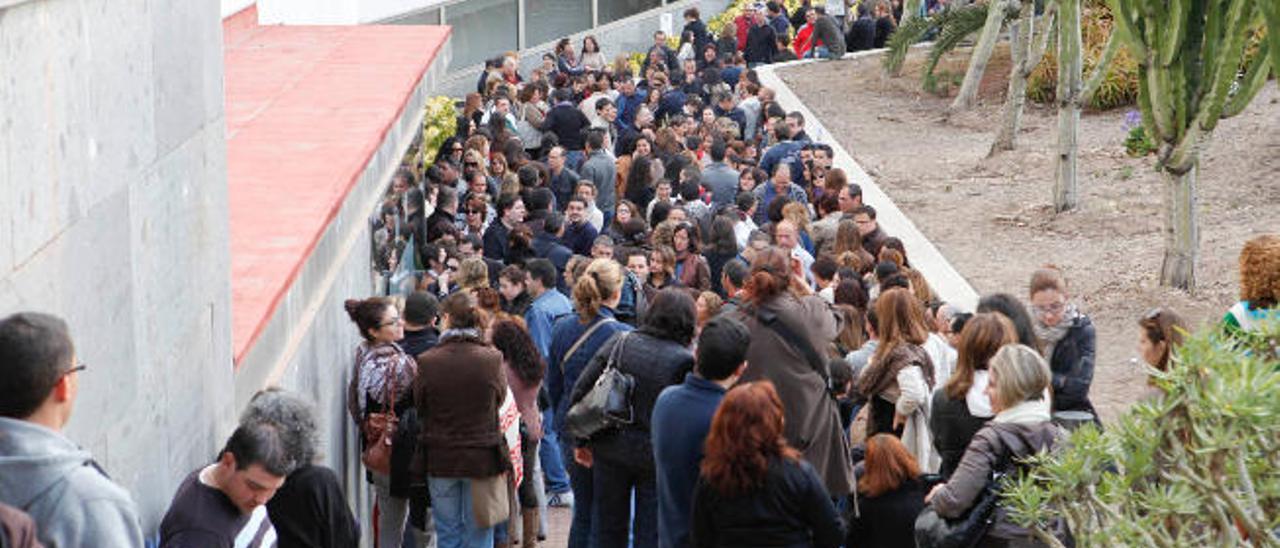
[445,0,519,69]
[524,0,592,48]
[597,0,661,25]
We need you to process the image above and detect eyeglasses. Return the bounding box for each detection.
[466,209,482,215]
[63,362,87,377]
[380,316,403,328]
[465,162,481,168]
[1032,302,1066,316]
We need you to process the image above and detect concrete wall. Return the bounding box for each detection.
[436,0,732,96]
[0,0,233,533]
[258,0,437,24]
[229,38,452,547]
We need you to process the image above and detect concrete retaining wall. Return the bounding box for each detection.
[0,0,233,532]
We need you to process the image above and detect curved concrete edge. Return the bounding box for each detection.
[755,48,980,312]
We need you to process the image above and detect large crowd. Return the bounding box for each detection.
[1,1,1279,547]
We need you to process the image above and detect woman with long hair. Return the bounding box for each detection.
[569,289,697,548]
[855,287,938,471]
[925,344,1062,546]
[1026,266,1097,416]
[647,245,680,293]
[1224,234,1280,335]
[846,434,927,547]
[490,320,545,548]
[1136,307,1188,398]
[834,219,875,274]
[545,259,634,548]
[343,297,419,548]
[704,215,741,297]
[737,247,854,496]
[672,222,712,291]
[580,35,607,72]
[977,293,1039,350]
[929,313,1016,478]
[415,291,507,548]
[690,381,843,547]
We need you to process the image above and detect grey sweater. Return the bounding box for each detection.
[0,418,144,548]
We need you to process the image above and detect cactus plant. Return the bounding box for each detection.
[1106,0,1277,289]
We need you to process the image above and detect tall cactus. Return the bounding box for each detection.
[1107,0,1277,289]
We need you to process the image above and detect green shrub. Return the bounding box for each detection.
[1027,4,1139,111]
[1002,320,1280,546]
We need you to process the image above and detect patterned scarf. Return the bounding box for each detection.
[1032,303,1079,360]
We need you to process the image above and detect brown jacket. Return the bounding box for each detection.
[415,330,510,479]
[736,293,854,496]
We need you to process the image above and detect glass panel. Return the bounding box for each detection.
[386,6,442,25]
[525,0,593,48]
[597,0,661,25]
[445,0,519,69]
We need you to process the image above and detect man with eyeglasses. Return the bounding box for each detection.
[0,312,145,547]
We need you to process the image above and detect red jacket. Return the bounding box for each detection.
[735,15,752,51]
[793,23,816,57]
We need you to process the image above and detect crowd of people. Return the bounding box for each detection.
[1,0,1279,545]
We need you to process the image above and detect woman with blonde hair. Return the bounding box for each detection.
[781,201,815,255]
[545,259,633,548]
[929,313,1016,477]
[925,344,1062,547]
[454,257,490,292]
[690,381,843,547]
[856,287,938,471]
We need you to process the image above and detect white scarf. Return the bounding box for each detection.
[965,370,995,418]
[1032,303,1078,359]
[992,396,1052,425]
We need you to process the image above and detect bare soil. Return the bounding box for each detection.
[780,47,1280,423]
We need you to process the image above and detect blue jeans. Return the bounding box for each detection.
[806,46,833,59]
[560,438,595,548]
[428,477,494,548]
[591,453,657,548]
[540,409,571,494]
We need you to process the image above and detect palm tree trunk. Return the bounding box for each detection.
[950,0,1010,111]
[1159,164,1199,290]
[1053,0,1082,212]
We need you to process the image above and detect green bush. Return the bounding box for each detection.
[1002,320,1280,546]
[1026,3,1138,111]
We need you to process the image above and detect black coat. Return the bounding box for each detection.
[928,389,989,479]
[744,24,778,64]
[1049,316,1097,414]
[267,465,361,548]
[845,477,927,548]
[540,104,591,151]
[569,331,694,466]
[691,457,844,548]
[846,17,876,51]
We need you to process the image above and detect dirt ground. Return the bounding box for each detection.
[780,47,1280,423]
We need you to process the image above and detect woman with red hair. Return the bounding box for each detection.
[690,381,843,547]
[845,434,928,547]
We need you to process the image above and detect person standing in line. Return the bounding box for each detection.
[568,289,698,548]
[690,382,844,547]
[1026,267,1098,418]
[415,292,509,548]
[0,312,145,548]
[651,316,751,548]
[546,259,634,548]
[928,313,1015,479]
[344,297,422,548]
[159,421,293,547]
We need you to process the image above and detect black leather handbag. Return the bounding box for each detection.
[565,333,636,440]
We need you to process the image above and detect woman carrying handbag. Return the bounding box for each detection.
[344,297,423,548]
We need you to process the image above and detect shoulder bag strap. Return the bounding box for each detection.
[605,332,630,372]
[560,318,617,375]
[756,308,833,398]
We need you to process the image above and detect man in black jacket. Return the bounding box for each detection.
[540,88,591,169]
[744,7,778,67]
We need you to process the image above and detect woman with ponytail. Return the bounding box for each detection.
[342,297,423,547]
[545,259,633,548]
[735,246,854,498]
